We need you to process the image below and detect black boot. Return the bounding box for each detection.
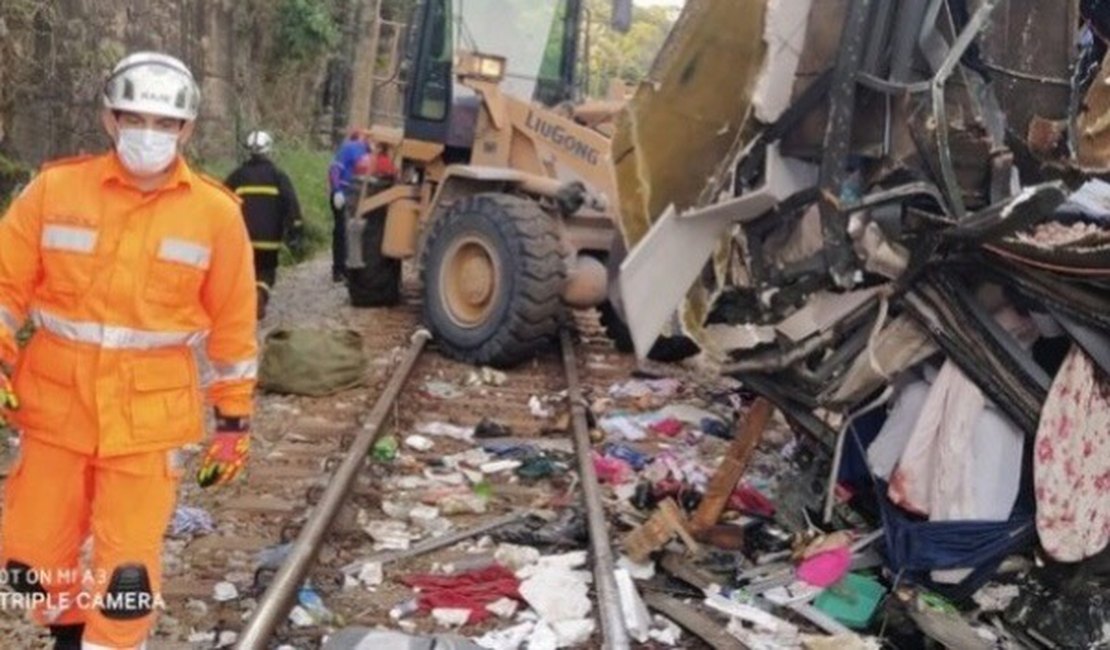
[49,623,83,649]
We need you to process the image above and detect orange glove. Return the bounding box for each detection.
[196,412,250,488]
[0,365,18,430]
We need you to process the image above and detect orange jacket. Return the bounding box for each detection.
[0,152,258,457]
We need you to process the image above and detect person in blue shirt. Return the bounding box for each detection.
[327,129,370,282]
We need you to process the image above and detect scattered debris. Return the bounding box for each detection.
[355,561,383,588]
[213,582,239,602]
[609,378,681,400]
[404,434,435,451]
[623,498,700,563]
[423,380,464,399]
[416,421,476,442]
[466,367,508,387]
[372,435,399,462]
[169,506,214,539]
[528,395,553,418]
[614,567,652,642]
[432,607,473,627]
[485,597,519,620]
[401,565,522,624]
[362,519,415,550]
[474,418,513,438]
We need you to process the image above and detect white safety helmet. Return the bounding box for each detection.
[246,130,273,155]
[102,52,200,121]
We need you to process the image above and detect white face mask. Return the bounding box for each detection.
[116,127,179,176]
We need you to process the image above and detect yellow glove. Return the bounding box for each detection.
[196,412,250,488]
[0,368,18,430]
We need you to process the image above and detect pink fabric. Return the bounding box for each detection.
[592,452,632,484]
[1035,346,1110,562]
[1014,221,1110,249]
[796,547,851,587]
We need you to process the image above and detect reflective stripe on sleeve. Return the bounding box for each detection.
[212,359,258,382]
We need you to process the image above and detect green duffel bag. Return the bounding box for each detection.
[258,328,368,396]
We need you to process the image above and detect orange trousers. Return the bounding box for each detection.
[0,437,180,648]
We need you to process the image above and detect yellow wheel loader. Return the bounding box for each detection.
[348,0,696,367]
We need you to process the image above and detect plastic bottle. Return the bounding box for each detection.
[297,585,334,624]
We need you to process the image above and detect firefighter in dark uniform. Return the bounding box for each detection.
[224,130,304,318]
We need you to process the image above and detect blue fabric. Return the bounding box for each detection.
[837,406,885,487]
[330,139,370,191]
[846,421,1036,600]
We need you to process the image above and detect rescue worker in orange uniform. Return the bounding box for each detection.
[0,52,258,649]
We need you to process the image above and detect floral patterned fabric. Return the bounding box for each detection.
[1035,346,1110,562]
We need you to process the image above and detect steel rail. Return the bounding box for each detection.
[235,329,431,649]
[560,328,630,648]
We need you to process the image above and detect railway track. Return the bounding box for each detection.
[159,277,642,649]
[0,262,645,649]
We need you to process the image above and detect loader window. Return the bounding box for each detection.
[535,1,572,105]
[412,0,453,121]
[451,0,574,105]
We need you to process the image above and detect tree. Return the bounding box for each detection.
[582,0,676,98]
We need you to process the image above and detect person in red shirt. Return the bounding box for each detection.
[369,141,398,179]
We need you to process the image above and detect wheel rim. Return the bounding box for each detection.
[439,235,501,328]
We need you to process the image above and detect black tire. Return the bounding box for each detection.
[420,193,564,367]
[347,208,401,307]
[598,300,700,362]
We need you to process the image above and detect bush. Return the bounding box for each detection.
[275,0,339,67]
[0,153,32,215]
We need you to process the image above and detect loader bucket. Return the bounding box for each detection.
[610,0,812,352]
[612,0,771,247]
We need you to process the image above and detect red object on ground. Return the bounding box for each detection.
[401,565,521,624]
[728,484,777,518]
[592,452,633,484]
[649,417,684,437]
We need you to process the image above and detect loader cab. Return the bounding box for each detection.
[402,0,582,151]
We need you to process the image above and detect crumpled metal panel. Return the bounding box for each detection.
[611,0,819,354]
[610,0,772,249]
[613,0,1104,429]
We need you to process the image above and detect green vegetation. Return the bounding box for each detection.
[583,0,676,97]
[201,142,334,267]
[274,0,340,66]
[0,153,32,215]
